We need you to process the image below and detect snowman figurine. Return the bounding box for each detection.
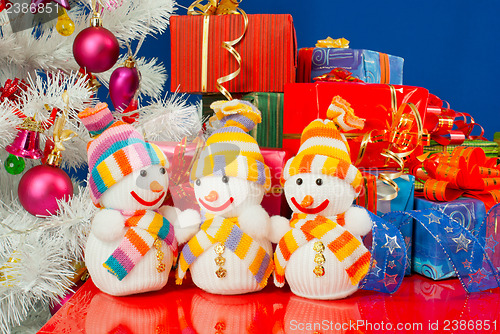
[175,99,274,295]
[78,103,177,296]
[272,96,373,300]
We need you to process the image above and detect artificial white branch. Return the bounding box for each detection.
[131,92,202,142]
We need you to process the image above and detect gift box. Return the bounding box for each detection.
[170,14,296,94]
[356,171,415,215]
[202,93,284,148]
[423,139,499,158]
[297,47,404,84]
[261,148,291,218]
[283,82,430,168]
[412,197,487,280]
[357,172,415,275]
[485,203,500,270]
[152,139,203,212]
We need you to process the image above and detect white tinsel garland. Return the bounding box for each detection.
[0,92,202,333]
[0,0,176,97]
[131,92,202,142]
[0,184,95,334]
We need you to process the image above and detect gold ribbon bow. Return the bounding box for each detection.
[187,0,248,101]
[351,85,425,200]
[315,36,350,48]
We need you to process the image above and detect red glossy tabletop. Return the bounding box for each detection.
[39,274,500,333]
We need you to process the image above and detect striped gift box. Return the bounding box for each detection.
[202,92,284,148]
[423,139,499,158]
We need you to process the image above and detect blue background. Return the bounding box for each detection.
[138,0,500,139]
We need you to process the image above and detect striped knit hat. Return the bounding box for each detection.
[78,103,168,206]
[191,99,271,190]
[282,96,365,194]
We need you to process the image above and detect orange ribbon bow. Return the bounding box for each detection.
[420,146,500,210]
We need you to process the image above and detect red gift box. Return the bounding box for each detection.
[170,14,297,94]
[261,148,291,218]
[283,82,430,168]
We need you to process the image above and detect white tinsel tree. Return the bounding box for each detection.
[0,0,201,332]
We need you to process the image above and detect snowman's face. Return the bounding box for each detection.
[193,175,264,217]
[284,173,356,216]
[100,164,169,211]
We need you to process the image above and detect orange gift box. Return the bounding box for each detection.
[170,14,297,93]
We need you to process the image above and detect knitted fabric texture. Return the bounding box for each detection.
[177,215,274,288]
[103,210,178,280]
[283,96,364,194]
[274,213,371,287]
[190,99,271,191]
[78,103,168,206]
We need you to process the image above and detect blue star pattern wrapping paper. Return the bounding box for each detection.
[413,197,487,280]
[383,208,499,292]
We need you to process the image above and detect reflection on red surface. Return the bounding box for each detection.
[39,275,500,333]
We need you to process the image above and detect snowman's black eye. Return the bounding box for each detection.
[296,178,303,185]
[316,178,323,186]
[195,179,201,186]
[222,176,229,183]
[159,167,166,174]
[140,170,147,177]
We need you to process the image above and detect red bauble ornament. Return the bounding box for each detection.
[72,15,120,73]
[18,164,73,216]
[109,57,140,111]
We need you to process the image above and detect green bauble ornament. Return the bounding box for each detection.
[4,154,25,175]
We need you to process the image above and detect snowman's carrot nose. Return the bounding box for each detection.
[150,180,164,193]
[301,195,314,207]
[205,190,219,202]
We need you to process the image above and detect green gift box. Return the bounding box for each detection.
[202,92,284,148]
[423,139,499,158]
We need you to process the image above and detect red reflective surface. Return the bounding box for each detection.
[39,274,500,333]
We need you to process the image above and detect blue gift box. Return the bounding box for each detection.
[412,197,487,280]
[356,174,415,275]
[298,48,404,84]
[377,175,415,215]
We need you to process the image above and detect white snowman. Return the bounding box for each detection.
[271,96,373,300]
[174,99,274,295]
[79,103,177,296]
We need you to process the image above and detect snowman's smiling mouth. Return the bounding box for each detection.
[130,191,166,206]
[199,197,234,212]
[291,197,330,214]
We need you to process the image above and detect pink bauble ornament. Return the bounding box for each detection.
[109,57,140,111]
[73,20,120,73]
[18,164,74,216]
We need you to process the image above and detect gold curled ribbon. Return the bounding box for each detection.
[354,85,424,201]
[188,0,248,101]
[315,36,349,48]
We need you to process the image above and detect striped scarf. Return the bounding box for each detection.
[176,216,274,288]
[274,213,371,287]
[103,210,177,280]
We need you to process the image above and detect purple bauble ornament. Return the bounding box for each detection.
[18,164,74,216]
[109,58,140,111]
[73,25,120,73]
